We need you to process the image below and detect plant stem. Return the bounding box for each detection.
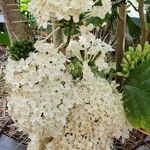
[52,18,64,53]
[64,16,74,49]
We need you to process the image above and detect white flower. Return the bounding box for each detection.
[45,62,131,150]
[80,24,94,34]
[67,32,114,72]
[5,41,67,90]
[28,0,112,28]
[5,39,131,150]
[95,55,108,72]
[29,0,94,28]
[90,0,112,19]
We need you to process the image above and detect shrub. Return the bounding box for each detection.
[8,40,35,61]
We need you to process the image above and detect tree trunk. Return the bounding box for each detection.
[115,3,126,87]
[138,0,148,49]
[0,0,31,45]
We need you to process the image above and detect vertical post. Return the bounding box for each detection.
[139,0,148,49]
[115,3,126,87]
[0,0,32,45]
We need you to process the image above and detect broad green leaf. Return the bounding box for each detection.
[127,15,141,38]
[123,60,150,134]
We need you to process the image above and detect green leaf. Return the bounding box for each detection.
[147,7,150,25]
[67,58,83,78]
[0,32,10,46]
[127,15,141,38]
[9,40,35,61]
[145,0,150,5]
[123,60,150,134]
[86,17,104,27]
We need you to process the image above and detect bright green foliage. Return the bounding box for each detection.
[0,32,10,46]
[118,42,150,77]
[19,0,30,12]
[67,58,105,79]
[9,40,35,61]
[123,60,150,134]
[67,58,83,78]
[18,0,37,28]
[90,62,101,77]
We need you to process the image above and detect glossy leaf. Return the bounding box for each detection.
[127,15,141,38]
[123,60,150,134]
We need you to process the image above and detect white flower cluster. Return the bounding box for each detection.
[29,0,93,28]
[5,41,80,140]
[5,41,67,90]
[90,0,112,19]
[29,0,112,28]
[45,62,131,150]
[67,32,114,72]
[5,36,132,150]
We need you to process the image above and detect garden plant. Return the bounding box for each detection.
[0,0,150,150]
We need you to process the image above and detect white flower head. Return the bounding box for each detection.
[29,0,112,28]
[45,63,132,150]
[67,32,114,72]
[5,40,81,142]
[29,0,94,28]
[90,0,112,19]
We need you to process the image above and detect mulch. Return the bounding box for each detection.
[114,130,150,150]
